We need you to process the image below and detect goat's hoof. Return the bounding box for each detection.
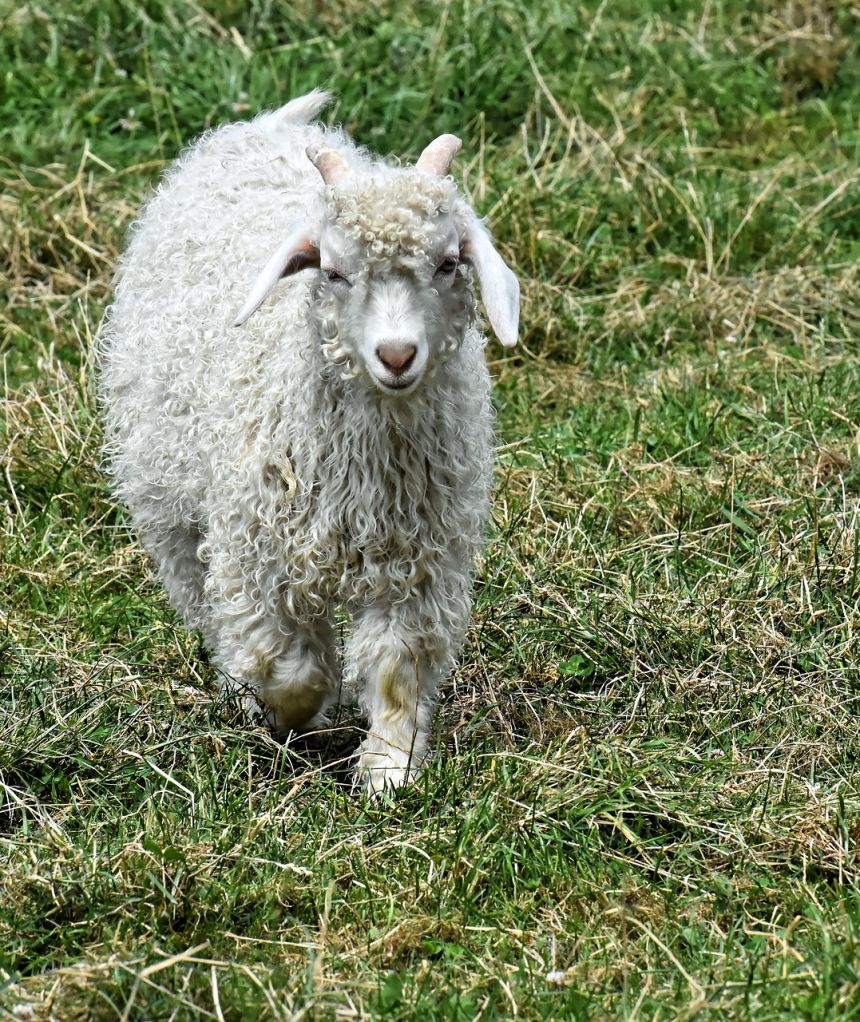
[355,745,422,796]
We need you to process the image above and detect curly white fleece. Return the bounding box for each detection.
[99,91,503,792]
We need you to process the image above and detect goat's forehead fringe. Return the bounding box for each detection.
[324,174,468,260]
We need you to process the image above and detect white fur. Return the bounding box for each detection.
[98,90,519,793]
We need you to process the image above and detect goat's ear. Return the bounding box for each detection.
[233,228,320,326]
[460,223,519,348]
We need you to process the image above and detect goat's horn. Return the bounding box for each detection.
[306,143,351,186]
[415,134,462,176]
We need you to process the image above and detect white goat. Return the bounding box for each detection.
[99,89,519,792]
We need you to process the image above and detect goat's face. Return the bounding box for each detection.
[312,205,475,395]
[232,135,519,393]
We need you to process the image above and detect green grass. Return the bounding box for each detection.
[2,0,860,1017]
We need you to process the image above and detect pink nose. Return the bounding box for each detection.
[376,343,417,376]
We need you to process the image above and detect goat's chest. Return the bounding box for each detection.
[266,382,493,611]
[321,431,470,549]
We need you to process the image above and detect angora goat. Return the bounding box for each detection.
[99,89,520,792]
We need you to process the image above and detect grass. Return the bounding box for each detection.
[2,0,860,1017]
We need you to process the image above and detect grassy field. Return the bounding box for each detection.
[2,0,860,1017]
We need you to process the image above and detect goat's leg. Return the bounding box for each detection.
[347,607,451,793]
[213,609,338,732]
[203,535,338,732]
[138,522,208,632]
[259,617,339,732]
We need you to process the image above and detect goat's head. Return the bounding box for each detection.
[233,134,519,397]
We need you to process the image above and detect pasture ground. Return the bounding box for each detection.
[1,1,859,1018]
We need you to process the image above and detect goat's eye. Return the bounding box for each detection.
[435,257,458,276]
[325,268,350,286]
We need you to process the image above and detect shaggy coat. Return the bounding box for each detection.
[99,90,519,791]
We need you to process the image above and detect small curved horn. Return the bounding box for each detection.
[415,133,462,176]
[306,143,351,186]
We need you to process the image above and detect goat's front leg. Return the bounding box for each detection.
[347,606,453,794]
[203,527,339,732]
[211,604,338,733]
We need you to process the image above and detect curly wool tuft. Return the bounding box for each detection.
[326,175,465,262]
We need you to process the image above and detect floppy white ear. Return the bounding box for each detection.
[233,227,320,326]
[460,223,520,347]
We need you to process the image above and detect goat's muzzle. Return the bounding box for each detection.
[376,343,417,379]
